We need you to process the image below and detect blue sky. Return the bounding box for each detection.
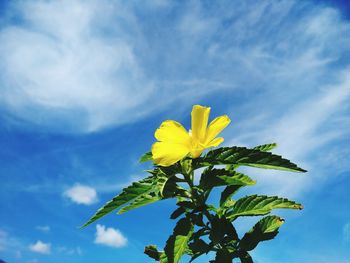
[0,0,350,262]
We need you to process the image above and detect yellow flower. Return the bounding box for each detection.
[152,105,231,166]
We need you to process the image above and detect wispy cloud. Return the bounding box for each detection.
[29,240,51,254]
[343,222,350,242]
[0,230,7,251]
[64,184,98,205]
[0,229,22,253]
[94,224,127,248]
[0,0,215,133]
[57,246,83,256]
[0,1,154,132]
[35,225,50,233]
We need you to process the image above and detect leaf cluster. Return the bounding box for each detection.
[82,144,306,263]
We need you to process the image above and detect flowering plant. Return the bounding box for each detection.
[83,105,306,263]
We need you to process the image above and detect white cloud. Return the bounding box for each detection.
[64,184,97,205]
[94,224,127,248]
[35,225,50,233]
[29,240,51,254]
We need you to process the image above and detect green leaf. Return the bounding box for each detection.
[170,206,187,220]
[159,253,169,263]
[139,152,153,163]
[227,195,303,221]
[220,185,242,207]
[239,251,253,263]
[195,146,307,172]
[165,217,194,263]
[190,213,205,227]
[253,143,277,152]
[117,192,161,214]
[181,159,192,175]
[161,176,183,198]
[118,175,178,214]
[188,238,210,262]
[144,245,169,263]
[209,215,238,244]
[214,249,232,263]
[199,168,256,190]
[82,175,157,227]
[144,245,161,261]
[239,215,285,251]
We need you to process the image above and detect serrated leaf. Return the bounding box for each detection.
[117,192,161,214]
[139,151,153,163]
[227,195,302,220]
[118,175,176,214]
[253,143,277,152]
[239,215,285,251]
[195,146,306,172]
[165,217,193,263]
[82,175,157,227]
[200,168,256,190]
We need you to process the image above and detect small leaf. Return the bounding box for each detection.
[164,217,194,263]
[139,152,153,163]
[170,207,187,219]
[188,239,210,262]
[195,146,307,172]
[191,228,208,240]
[239,251,253,263]
[181,159,192,175]
[209,216,238,244]
[253,143,277,152]
[215,249,232,263]
[220,185,242,207]
[240,215,285,251]
[161,176,183,198]
[144,245,161,261]
[200,168,256,190]
[227,195,303,221]
[190,213,205,227]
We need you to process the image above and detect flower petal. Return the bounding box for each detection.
[191,105,211,142]
[151,142,190,167]
[205,115,231,143]
[206,137,224,147]
[155,120,191,144]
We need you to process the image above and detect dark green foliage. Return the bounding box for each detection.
[239,215,284,251]
[194,146,306,172]
[83,144,306,262]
